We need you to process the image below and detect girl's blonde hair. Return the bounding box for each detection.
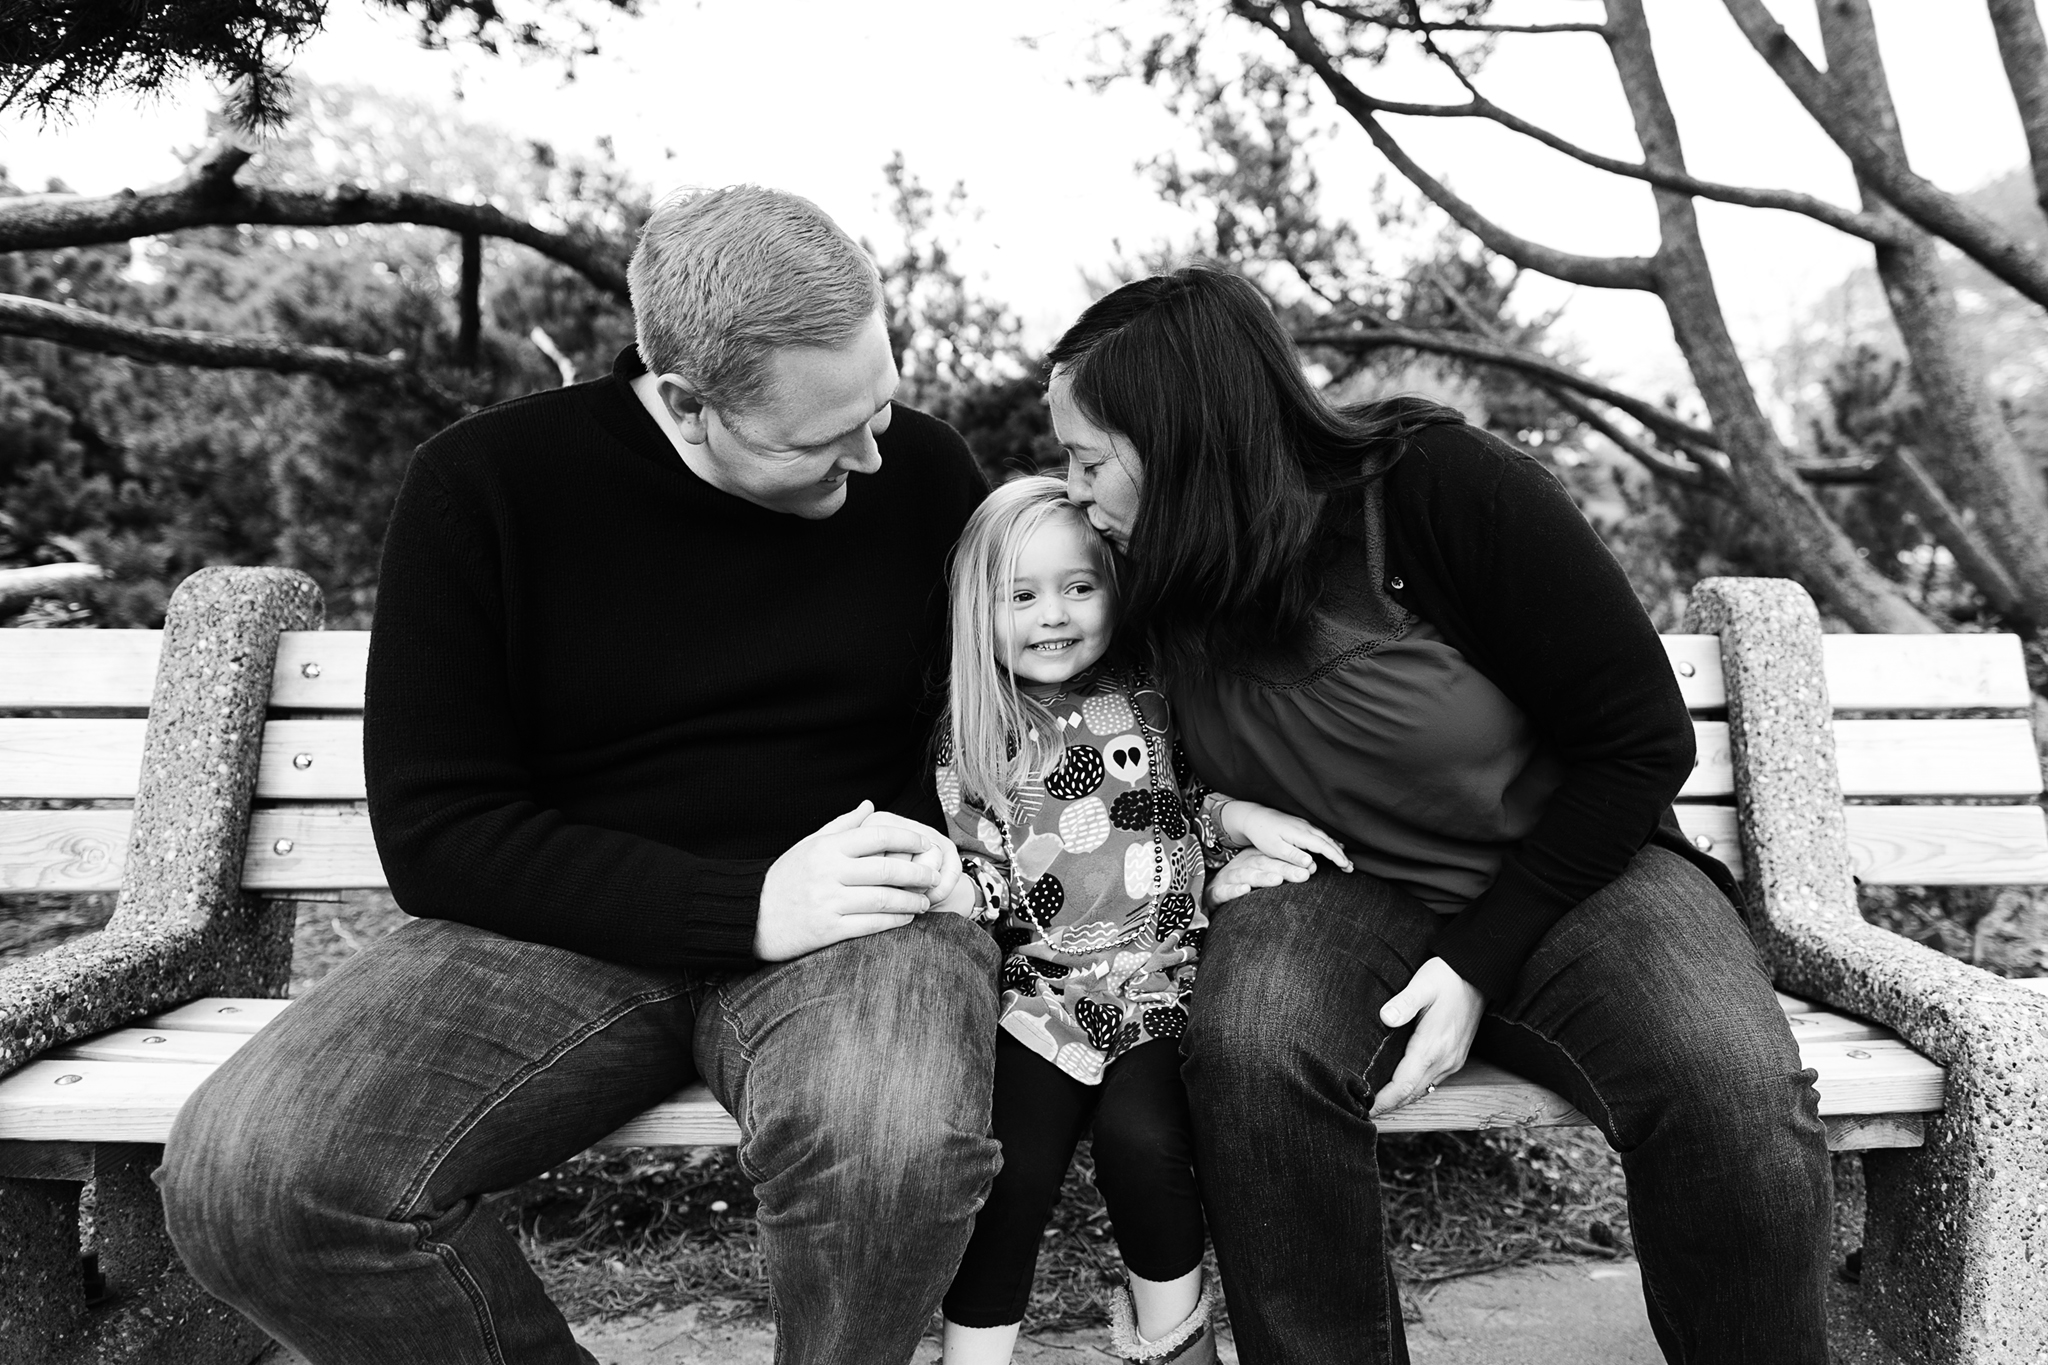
[948,476,1118,824]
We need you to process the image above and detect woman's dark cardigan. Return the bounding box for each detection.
[1372,421,1740,1000]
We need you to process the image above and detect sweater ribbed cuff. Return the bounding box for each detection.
[1427,858,1569,1003]
[665,861,770,968]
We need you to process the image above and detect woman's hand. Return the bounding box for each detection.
[1204,849,1313,906]
[1368,956,1485,1118]
[1218,800,1353,873]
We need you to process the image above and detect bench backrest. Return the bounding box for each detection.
[2,625,2044,899]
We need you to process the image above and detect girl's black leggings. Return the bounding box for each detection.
[941,1031,1207,1328]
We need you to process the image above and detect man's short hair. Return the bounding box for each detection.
[628,185,883,415]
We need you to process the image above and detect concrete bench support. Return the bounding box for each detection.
[0,566,318,1365]
[1687,577,2048,1365]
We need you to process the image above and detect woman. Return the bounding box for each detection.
[1046,265,1830,1364]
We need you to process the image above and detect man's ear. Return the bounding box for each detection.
[657,377,710,446]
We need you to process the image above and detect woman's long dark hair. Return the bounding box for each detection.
[1046,264,1463,676]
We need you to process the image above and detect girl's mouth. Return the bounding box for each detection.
[1030,639,1078,653]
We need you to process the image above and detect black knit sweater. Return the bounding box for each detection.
[363,348,987,969]
[1378,422,1738,1000]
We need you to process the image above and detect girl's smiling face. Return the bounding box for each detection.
[1049,368,1144,552]
[998,514,1114,686]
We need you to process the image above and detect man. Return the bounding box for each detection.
[159,186,997,1365]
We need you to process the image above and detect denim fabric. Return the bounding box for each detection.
[1184,844,1830,1365]
[158,913,1002,1365]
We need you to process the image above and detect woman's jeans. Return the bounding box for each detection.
[156,912,1002,1365]
[1185,844,1831,1365]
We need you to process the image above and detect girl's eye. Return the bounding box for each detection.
[1012,591,1035,605]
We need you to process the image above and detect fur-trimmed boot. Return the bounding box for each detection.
[1108,1275,1218,1365]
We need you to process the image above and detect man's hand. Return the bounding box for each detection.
[1368,956,1485,1118]
[755,801,942,961]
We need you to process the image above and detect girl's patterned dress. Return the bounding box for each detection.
[938,665,1226,1084]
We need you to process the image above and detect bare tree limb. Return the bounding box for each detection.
[1425,17,1897,243]
[0,562,103,614]
[1986,0,2048,226]
[1414,264,1725,489]
[1242,2,1658,290]
[0,292,467,416]
[1601,0,1934,633]
[1311,5,1606,34]
[1292,320,1721,450]
[1815,0,2048,624]
[1722,0,2048,312]
[1257,3,1903,243]
[1891,444,2029,621]
[0,136,631,303]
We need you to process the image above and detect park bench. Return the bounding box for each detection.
[1,567,2044,1365]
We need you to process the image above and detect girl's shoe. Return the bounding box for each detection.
[1108,1275,1218,1365]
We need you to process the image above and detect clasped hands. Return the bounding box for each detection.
[754,800,974,961]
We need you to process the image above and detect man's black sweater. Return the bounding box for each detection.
[364,348,987,969]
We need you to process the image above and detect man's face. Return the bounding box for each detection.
[665,312,900,519]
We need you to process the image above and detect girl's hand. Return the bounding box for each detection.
[1368,957,1485,1118]
[1219,800,1353,874]
[1205,849,1313,907]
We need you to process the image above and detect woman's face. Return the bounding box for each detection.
[1049,369,1144,552]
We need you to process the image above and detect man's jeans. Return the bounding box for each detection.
[156,913,1002,1365]
[1185,844,1832,1365]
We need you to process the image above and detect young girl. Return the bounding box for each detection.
[936,477,1349,1365]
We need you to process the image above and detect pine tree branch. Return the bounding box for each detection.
[0,292,467,415]
[1242,1,1657,290]
[1722,0,2048,311]
[0,136,631,303]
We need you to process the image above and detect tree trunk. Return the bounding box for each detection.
[1818,0,2048,628]
[1987,0,2048,224]
[1604,0,1936,633]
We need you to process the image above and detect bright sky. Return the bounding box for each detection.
[0,0,2033,403]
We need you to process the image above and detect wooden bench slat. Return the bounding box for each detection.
[46,1028,250,1066]
[15,714,2024,807]
[1662,632,2032,711]
[0,631,369,712]
[1843,805,2048,885]
[5,632,2022,716]
[243,806,382,889]
[0,632,162,709]
[1,996,1940,1148]
[1663,636,1725,708]
[1674,804,2048,885]
[0,718,365,799]
[137,999,293,1034]
[0,809,130,892]
[269,633,370,711]
[0,719,148,798]
[12,802,2044,899]
[257,720,366,798]
[1821,631,2032,710]
[1681,718,2041,800]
